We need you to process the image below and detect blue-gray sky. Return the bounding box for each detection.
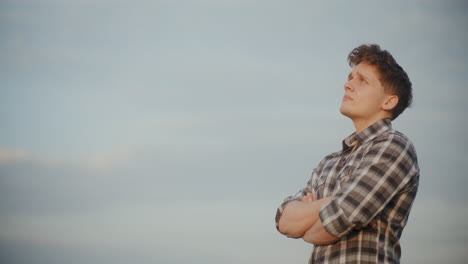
[1,0,467,263]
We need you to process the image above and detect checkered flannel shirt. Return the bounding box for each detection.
[275,119,419,264]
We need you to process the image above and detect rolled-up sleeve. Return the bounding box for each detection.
[319,133,419,237]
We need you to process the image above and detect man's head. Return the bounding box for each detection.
[346,44,412,120]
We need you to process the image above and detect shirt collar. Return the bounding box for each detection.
[342,119,392,151]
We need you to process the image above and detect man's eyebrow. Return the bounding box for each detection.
[356,71,370,81]
[348,71,370,81]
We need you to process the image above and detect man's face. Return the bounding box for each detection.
[340,63,391,122]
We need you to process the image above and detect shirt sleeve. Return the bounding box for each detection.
[319,133,419,237]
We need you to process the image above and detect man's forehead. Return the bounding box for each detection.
[350,63,380,80]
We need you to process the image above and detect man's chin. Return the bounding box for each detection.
[339,107,352,118]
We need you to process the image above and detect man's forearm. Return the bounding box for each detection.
[302,216,339,245]
[278,201,319,238]
[278,197,333,238]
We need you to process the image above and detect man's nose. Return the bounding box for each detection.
[344,81,353,92]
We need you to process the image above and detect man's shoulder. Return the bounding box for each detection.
[373,127,413,145]
[371,128,418,160]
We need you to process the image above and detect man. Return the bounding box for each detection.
[275,44,419,263]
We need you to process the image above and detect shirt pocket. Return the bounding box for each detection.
[337,152,362,188]
[337,165,354,185]
[337,155,362,190]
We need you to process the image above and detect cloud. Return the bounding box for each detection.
[0,146,139,172]
[85,150,138,171]
[0,148,29,165]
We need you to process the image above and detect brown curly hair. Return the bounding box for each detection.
[348,44,413,120]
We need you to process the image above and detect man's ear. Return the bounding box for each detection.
[382,95,399,111]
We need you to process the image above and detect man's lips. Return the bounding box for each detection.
[343,95,353,101]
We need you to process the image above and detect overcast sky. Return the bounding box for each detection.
[1,0,467,263]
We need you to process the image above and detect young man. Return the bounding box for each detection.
[275,44,419,263]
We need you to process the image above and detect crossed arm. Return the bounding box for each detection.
[278,194,339,245]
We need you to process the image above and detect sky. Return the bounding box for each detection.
[0,0,467,263]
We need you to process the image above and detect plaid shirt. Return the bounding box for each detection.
[276,119,419,264]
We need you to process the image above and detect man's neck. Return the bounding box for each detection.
[352,115,390,134]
